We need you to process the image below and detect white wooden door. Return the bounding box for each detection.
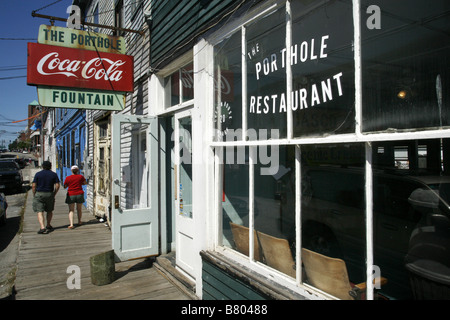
[175,111,195,278]
[111,114,159,261]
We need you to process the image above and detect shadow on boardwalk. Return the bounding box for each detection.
[14,190,191,300]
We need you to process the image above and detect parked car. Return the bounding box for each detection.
[0,160,24,194]
[0,193,7,226]
[0,153,26,169]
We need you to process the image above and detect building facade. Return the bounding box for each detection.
[63,0,449,300]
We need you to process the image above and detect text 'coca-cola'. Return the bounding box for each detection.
[27,42,134,92]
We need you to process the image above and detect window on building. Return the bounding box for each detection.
[71,130,76,166]
[213,0,450,300]
[164,62,194,108]
[92,3,99,32]
[361,0,450,132]
[115,0,124,36]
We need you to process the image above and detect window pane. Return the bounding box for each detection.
[291,0,355,137]
[301,143,366,299]
[221,147,250,256]
[362,0,450,132]
[255,145,296,278]
[247,6,287,140]
[372,138,450,299]
[214,31,242,141]
[179,117,193,218]
[181,63,194,102]
[164,70,180,108]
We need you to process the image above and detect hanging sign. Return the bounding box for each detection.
[37,87,125,111]
[27,42,134,92]
[37,24,126,54]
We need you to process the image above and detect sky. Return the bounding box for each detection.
[0,0,71,146]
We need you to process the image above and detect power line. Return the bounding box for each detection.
[0,38,36,41]
[32,0,64,14]
[0,76,27,80]
[0,67,27,72]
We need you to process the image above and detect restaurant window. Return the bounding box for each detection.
[291,0,355,137]
[213,0,450,300]
[214,31,242,141]
[361,0,450,132]
[246,6,287,140]
[372,138,450,299]
[164,63,194,108]
[221,147,250,254]
[254,145,296,277]
[300,143,366,298]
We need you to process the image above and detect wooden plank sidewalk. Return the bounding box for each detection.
[14,189,191,300]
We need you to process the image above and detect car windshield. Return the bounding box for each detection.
[0,161,18,171]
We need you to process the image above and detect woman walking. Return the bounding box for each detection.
[64,165,87,229]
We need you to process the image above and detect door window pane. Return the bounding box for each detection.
[362,0,450,132]
[291,0,355,137]
[179,117,193,218]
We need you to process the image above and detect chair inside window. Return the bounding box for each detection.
[256,231,296,278]
[301,248,387,300]
[229,222,262,261]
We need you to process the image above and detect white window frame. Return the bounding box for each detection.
[205,0,450,300]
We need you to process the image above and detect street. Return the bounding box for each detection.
[0,162,33,299]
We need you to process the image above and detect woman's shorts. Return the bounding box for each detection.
[65,194,85,204]
[33,192,55,213]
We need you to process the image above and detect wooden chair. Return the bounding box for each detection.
[301,248,387,300]
[256,231,296,278]
[229,222,262,261]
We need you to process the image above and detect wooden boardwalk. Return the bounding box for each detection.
[14,190,192,300]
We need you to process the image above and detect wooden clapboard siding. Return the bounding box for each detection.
[150,0,243,68]
[201,251,269,300]
[202,260,268,300]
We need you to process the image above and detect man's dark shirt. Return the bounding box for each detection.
[33,169,60,192]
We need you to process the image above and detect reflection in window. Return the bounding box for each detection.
[300,144,366,298]
[179,117,193,218]
[255,146,296,278]
[362,0,450,132]
[373,138,450,299]
[221,147,250,255]
[164,62,194,108]
[214,31,242,141]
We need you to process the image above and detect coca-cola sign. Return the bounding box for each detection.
[27,42,133,92]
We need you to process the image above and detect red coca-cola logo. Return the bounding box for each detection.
[27,43,133,92]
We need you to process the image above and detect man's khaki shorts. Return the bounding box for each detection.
[32,192,55,213]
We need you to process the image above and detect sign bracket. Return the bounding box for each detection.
[31,12,143,35]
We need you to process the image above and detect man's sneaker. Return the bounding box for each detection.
[37,228,47,234]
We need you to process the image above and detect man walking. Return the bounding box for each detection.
[32,161,60,234]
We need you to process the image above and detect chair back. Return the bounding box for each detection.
[229,222,262,261]
[257,231,296,278]
[301,248,354,300]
